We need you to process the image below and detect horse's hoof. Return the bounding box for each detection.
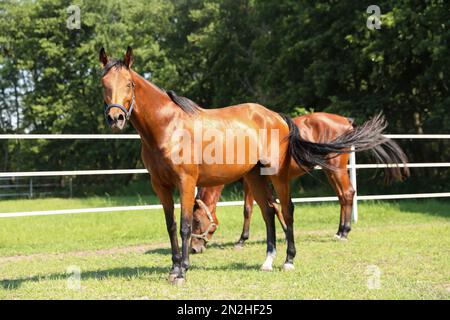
[283,263,295,271]
[168,273,178,283]
[234,243,244,250]
[336,234,348,242]
[334,234,342,240]
[261,264,273,272]
[172,277,186,286]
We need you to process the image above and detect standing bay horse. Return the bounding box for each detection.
[190,113,409,253]
[100,47,407,284]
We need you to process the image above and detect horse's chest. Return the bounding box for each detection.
[141,148,178,180]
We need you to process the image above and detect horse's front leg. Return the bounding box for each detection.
[151,180,180,282]
[175,176,197,284]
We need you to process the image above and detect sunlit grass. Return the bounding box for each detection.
[0,198,449,299]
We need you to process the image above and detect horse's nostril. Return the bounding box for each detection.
[118,114,125,122]
[107,114,114,125]
[191,244,206,254]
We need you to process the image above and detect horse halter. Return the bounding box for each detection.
[103,82,136,122]
[191,199,217,243]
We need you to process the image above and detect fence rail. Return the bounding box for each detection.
[0,134,449,219]
[0,177,73,199]
[1,163,450,178]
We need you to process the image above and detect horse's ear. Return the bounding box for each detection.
[99,47,108,67]
[124,46,133,68]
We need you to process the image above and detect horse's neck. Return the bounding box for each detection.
[200,185,224,206]
[130,72,181,148]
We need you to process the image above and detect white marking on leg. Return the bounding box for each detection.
[261,252,276,272]
[283,262,295,271]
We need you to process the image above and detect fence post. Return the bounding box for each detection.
[29,178,33,199]
[69,177,73,198]
[349,146,358,223]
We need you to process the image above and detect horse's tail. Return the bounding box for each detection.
[280,113,409,183]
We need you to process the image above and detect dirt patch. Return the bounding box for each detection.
[0,223,441,264]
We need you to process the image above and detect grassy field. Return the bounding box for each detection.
[0,197,449,300]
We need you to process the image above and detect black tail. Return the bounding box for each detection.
[280,113,409,182]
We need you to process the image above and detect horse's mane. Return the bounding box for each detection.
[101,60,200,115]
[101,59,127,77]
[165,90,200,115]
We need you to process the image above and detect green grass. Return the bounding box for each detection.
[0,197,449,299]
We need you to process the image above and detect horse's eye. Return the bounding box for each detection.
[127,83,132,88]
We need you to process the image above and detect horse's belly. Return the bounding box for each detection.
[196,164,254,187]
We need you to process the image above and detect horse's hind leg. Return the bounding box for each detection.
[274,202,287,233]
[236,180,255,248]
[325,158,355,240]
[270,174,296,271]
[236,180,287,249]
[243,170,277,272]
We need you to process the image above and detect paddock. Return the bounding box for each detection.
[0,134,449,299]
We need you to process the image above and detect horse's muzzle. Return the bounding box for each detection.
[106,110,127,131]
[190,237,207,254]
[190,243,206,254]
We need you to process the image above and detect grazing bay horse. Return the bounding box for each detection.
[191,113,409,253]
[99,47,407,284]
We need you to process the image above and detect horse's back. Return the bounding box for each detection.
[201,103,286,129]
[293,112,353,141]
[195,103,290,186]
[288,112,354,177]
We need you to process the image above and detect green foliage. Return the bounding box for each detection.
[0,0,176,185]
[291,106,313,117]
[0,0,449,193]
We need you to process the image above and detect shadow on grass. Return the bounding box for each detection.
[145,247,171,255]
[208,239,266,249]
[0,261,264,290]
[143,239,268,256]
[192,262,262,272]
[204,235,338,248]
[0,266,162,290]
[396,200,450,219]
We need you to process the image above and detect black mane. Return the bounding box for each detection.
[101,59,128,77]
[165,90,200,115]
[102,60,200,115]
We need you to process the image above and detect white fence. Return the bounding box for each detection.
[0,177,73,198]
[0,134,449,221]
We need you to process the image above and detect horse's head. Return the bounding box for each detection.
[191,200,219,254]
[99,47,135,131]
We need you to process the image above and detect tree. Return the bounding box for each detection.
[0,0,448,195]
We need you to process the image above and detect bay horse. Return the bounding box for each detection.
[190,113,409,253]
[99,47,407,284]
